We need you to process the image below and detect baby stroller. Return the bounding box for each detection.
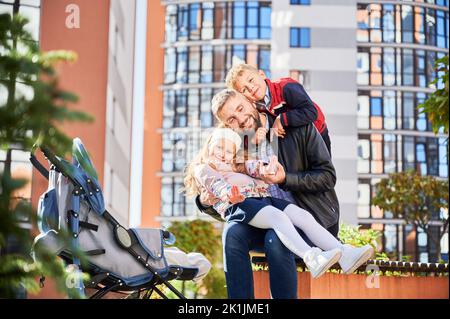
[30,138,206,299]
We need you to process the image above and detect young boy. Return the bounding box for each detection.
[225,63,331,154]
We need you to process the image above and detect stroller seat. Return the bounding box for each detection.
[30,138,211,299]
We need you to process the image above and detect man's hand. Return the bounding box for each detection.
[250,127,268,145]
[199,188,219,207]
[228,186,245,204]
[260,162,286,185]
[271,116,286,139]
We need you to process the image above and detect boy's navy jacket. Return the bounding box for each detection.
[257,78,327,135]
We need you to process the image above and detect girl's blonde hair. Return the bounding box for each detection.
[182,134,213,197]
[182,125,245,197]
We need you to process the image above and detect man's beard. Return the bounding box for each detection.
[239,110,262,135]
[239,110,266,152]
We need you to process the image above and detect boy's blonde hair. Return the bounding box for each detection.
[225,63,259,89]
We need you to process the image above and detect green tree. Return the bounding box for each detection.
[418,55,449,159]
[167,220,226,299]
[418,55,449,136]
[0,13,93,298]
[372,170,449,262]
[339,223,380,250]
[339,223,393,261]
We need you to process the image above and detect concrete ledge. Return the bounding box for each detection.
[253,271,449,299]
[251,252,449,299]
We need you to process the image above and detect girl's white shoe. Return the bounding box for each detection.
[303,247,342,279]
[338,244,374,274]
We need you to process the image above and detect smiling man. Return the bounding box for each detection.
[196,89,340,299]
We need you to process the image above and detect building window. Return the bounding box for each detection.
[357,47,440,88]
[357,182,371,218]
[384,224,399,258]
[232,2,246,39]
[201,45,213,83]
[436,10,447,48]
[357,138,371,173]
[290,0,311,5]
[358,223,447,262]
[382,4,395,42]
[0,0,41,41]
[246,1,259,39]
[165,1,272,42]
[357,133,446,178]
[201,3,214,40]
[289,70,309,89]
[165,4,177,43]
[357,3,448,49]
[189,3,201,40]
[260,3,271,39]
[370,97,382,117]
[401,5,414,43]
[258,46,271,78]
[357,90,439,133]
[290,27,310,48]
[164,44,271,85]
[112,25,119,64]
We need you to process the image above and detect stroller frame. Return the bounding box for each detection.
[30,143,194,299]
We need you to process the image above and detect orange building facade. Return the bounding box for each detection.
[20,0,164,298]
[31,0,110,214]
[30,0,164,229]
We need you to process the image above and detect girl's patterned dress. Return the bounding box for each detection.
[194,160,291,223]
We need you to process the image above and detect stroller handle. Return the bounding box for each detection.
[39,144,82,188]
[40,145,64,172]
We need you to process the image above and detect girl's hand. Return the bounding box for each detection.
[228,186,245,204]
[259,156,279,176]
[260,162,286,185]
[200,188,219,206]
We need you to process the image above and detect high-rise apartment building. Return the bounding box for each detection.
[159,0,272,222]
[2,1,447,278]
[158,0,449,262]
[355,0,448,262]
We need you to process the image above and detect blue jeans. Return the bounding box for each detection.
[222,222,315,299]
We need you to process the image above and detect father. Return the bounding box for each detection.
[196,89,340,299]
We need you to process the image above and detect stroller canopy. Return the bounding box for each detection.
[72,137,99,181]
[47,138,105,216]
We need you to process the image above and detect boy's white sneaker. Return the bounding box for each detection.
[303,247,342,279]
[338,244,374,274]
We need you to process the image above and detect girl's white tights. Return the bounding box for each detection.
[248,204,343,258]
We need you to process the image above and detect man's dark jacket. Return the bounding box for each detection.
[195,121,340,230]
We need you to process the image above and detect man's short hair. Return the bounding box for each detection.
[225,63,259,89]
[211,89,238,122]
